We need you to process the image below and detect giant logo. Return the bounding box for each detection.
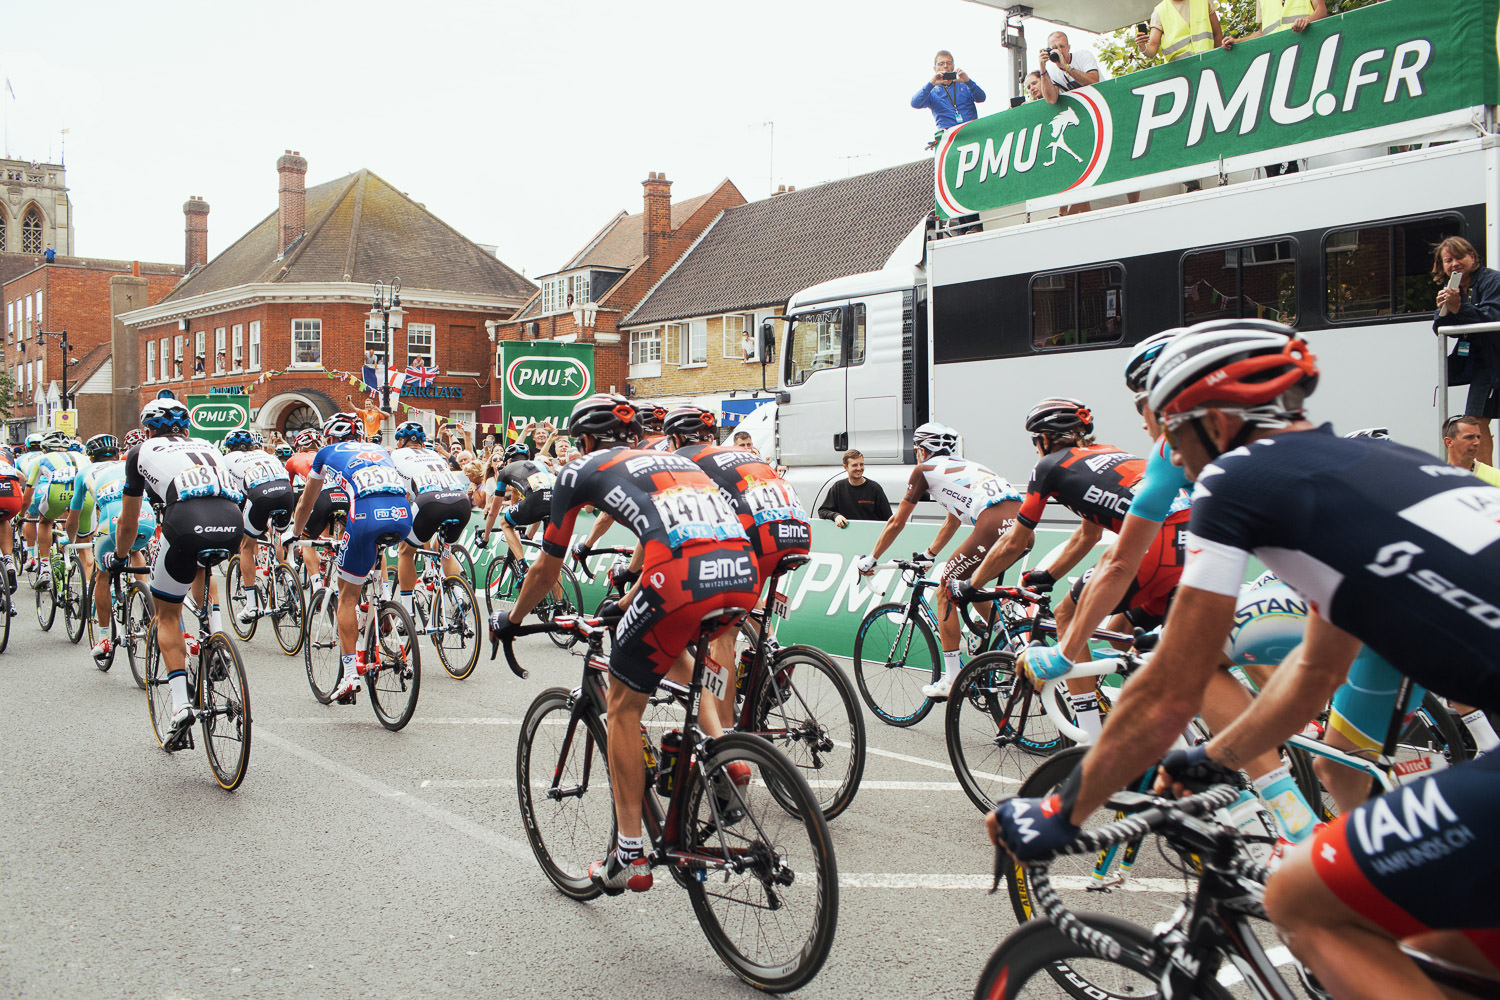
[505,356,592,402]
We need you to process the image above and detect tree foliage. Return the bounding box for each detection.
[1096,0,1387,78]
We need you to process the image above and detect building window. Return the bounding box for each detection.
[291,319,321,366]
[193,331,206,375]
[406,322,435,368]
[249,321,261,370]
[159,337,169,381]
[5,301,11,340]
[33,291,41,326]
[364,318,386,360]
[540,272,592,315]
[214,327,226,373]
[0,211,6,251]
[1030,265,1126,351]
[173,334,184,378]
[146,342,156,383]
[722,314,754,360]
[629,328,662,378]
[20,207,42,255]
[23,296,31,338]
[1324,215,1462,323]
[1183,240,1297,325]
[232,324,244,370]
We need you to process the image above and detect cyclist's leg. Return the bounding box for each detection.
[149,519,202,738]
[929,508,1006,696]
[1448,699,1500,751]
[237,496,264,617]
[1322,648,1427,811]
[395,539,420,613]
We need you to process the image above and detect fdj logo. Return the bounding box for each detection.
[189,404,246,431]
[505,356,591,401]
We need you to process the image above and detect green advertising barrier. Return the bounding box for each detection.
[498,342,593,441]
[185,394,250,445]
[935,0,1500,217]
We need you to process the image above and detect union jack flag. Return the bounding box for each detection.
[404,362,439,387]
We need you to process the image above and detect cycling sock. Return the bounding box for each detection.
[399,590,414,615]
[1069,692,1102,740]
[242,586,257,612]
[1253,765,1317,842]
[1460,709,1500,752]
[941,648,962,679]
[341,652,356,678]
[616,833,643,862]
[168,669,190,711]
[209,604,223,634]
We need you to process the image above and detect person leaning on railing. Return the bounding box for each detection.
[1434,235,1500,465]
[1136,0,1223,62]
[1221,0,1327,49]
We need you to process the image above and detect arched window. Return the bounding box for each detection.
[0,208,7,252]
[20,207,43,255]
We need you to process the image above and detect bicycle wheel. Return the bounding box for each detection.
[448,541,478,591]
[535,564,584,649]
[34,570,56,631]
[852,602,940,727]
[367,600,420,731]
[680,732,838,993]
[432,575,480,680]
[483,555,523,622]
[224,557,256,642]
[0,566,10,653]
[144,625,173,747]
[200,634,251,791]
[749,646,866,821]
[947,650,1072,812]
[974,911,1233,1000]
[303,589,340,704]
[124,583,153,691]
[516,687,611,901]
[63,556,88,644]
[269,563,306,656]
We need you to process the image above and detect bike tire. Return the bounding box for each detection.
[144,625,173,747]
[367,599,421,731]
[538,564,585,649]
[448,541,478,592]
[515,687,611,901]
[975,910,1233,1000]
[124,583,153,691]
[484,556,523,623]
[269,563,306,656]
[303,588,340,704]
[433,575,480,680]
[34,572,56,631]
[749,645,866,821]
[946,650,1072,813]
[64,556,88,644]
[681,732,838,993]
[0,567,11,654]
[200,634,251,791]
[852,601,940,727]
[227,557,259,642]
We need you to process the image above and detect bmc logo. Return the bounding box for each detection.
[701,555,753,581]
[1082,484,1131,515]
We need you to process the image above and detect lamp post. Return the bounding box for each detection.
[36,328,75,430]
[366,279,403,437]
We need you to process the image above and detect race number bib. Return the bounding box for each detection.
[414,468,466,495]
[241,456,286,489]
[652,485,746,549]
[351,464,407,497]
[526,472,556,491]
[172,465,241,503]
[743,479,806,526]
[48,466,76,485]
[96,481,126,505]
[703,653,730,702]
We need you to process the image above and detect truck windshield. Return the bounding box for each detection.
[784,305,864,386]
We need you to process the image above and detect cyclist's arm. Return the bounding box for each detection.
[113,494,142,558]
[925,512,961,560]
[579,512,613,551]
[1059,513,1156,662]
[969,520,1033,587]
[1038,519,1103,583]
[867,499,915,562]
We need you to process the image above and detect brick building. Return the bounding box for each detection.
[120,151,534,440]
[494,172,744,410]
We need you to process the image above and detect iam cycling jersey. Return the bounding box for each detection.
[1017,444,1146,533]
[123,437,244,602]
[902,456,1021,527]
[677,442,811,581]
[495,459,555,528]
[389,445,471,546]
[309,441,414,584]
[28,451,88,520]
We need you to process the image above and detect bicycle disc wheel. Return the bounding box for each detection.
[34,572,56,631]
[749,646,866,821]
[303,589,340,704]
[433,575,480,680]
[947,650,1072,812]
[64,557,88,644]
[975,911,1233,1000]
[516,688,611,901]
[200,634,251,791]
[367,600,420,731]
[224,557,256,641]
[124,583,153,691]
[681,732,838,993]
[144,625,173,747]
[269,563,306,656]
[852,602,939,727]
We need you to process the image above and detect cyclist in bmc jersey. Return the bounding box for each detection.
[858,422,1023,699]
[285,429,350,593]
[0,444,25,590]
[288,413,414,704]
[22,431,88,589]
[991,320,1500,997]
[489,393,760,895]
[388,421,472,618]
[114,400,244,750]
[220,429,296,625]
[67,434,156,663]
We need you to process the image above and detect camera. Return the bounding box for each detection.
[1048,49,1061,63]
[1136,22,1149,35]
[1009,95,1026,109]
[940,71,958,81]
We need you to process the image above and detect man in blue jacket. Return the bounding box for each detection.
[912,50,985,129]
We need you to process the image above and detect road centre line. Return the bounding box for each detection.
[422,777,965,792]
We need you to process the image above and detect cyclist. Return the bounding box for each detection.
[273,441,294,463]
[16,433,45,572]
[476,442,554,559]
[0,443,25,593]
[111,400,244,750]
[489,393,759,895]
[284,428,350,594]
[68,434,155,662]
[989,320,1500,997]
[387,420,471,617]
[287,413,413,704]
[220,428,296,625]
[858,421,1023,699]
[20,431,89,590]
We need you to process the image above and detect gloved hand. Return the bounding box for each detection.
[856,555,877,576]
[281,528,297,546]
[1019,645,1073,683]
[570,540,589,561]
[608,566,639,591]
[912,551,935,570]
[488,610,520,658]
[595,600,622,622]
[100,551,118,572]
[946,576,981,603]
[989,764,1083,861]
[1158,745,1240,794]
[473,529,489,549]
[1021,568,1056,591]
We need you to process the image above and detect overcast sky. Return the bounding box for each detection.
[1,0,1106,282]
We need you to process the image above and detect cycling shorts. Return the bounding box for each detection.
[406,492,471,547]
[502,489,552,530]
[304,486,351,539]
[336,495,414,585]
[745,513,811,589]
[25,487,44,517]
[92,500,157,564]
[37,482,74,521]
[151,498,244,603]
[1328,649,1426,752]
[608,540,760,695]
[1068,509,1189,630]
[939,502,1018,586]
[241,481,296,538]
[0,475,24,521]
[1308,749,1500,961]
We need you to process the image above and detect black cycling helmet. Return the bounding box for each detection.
[639,404,667,434]
[1024,396,1094,437]
[84,433,119,460]
[502,443,531,464]
[394,421,426,445]
[663,405,716,444]
[567,393,642,450]
[140,399,191,435]
[222,429,256,452]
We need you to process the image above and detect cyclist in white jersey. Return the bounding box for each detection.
[220,429,296,624]
[859,422,1023,698]
[388,421,472,617]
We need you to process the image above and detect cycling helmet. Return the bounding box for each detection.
[321,412,363,443]
[123,429,147,449]
[1023,397,1094,437]
[140,398,191,434]
[912,421,959,457]
[274,443,294,461]
[40,430,68,451]
[68,439,84,453]
[663,405,716,444]
[640,405,667,434]
[502,443,531,464]
[1344,427,1390,440]
[24,433,42,452]
[223,429,256,452]
[293,429,321,452]
[1146,319,1318,427]
[1123,329,1185,394]
[567,393,642,449]
[393,421,426,445]
[84,433,119,460]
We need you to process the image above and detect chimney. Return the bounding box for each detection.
[183,195,210,270]
[641,171,672,261]
[277,149,308,255]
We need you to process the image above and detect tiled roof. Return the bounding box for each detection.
[71,343,111,392]
[625,160,932,327]
[161,170,535,303]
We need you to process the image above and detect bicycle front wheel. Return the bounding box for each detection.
[483,556,523,622]
[749,646,866,821]
[516,688,612,901]
[224,556,257,641]
[0,567,11,653]
[448,541,478,592]
[303,589,340,704]
[946,650,1071,812]
[537,564,584,649]
[433,575,480,680]
[64,557,88,644]
[269,563,306,656]
[124,583,153,690]
[681,732,838,993]
[852,602,939,727]
[367,600,421,731]
[200,634,251,791]
[144,625,172,747]
[34,574,56,631]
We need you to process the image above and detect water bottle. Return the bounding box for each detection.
[656,730,682,796]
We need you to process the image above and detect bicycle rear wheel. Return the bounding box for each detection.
[200,634,251,791]
[516,688,611,901]
[144,625,173,747]
[749,646,866,821]
[124,583,153,691]
[63,556,88,644]
[303,589,340,704]
[852,602,939,727]
[946,650,1072,812]
[0,567,11,653]
[448,541,478,592]
[680,732,838,993]
[34,573,56,631]
[367,600,420,731]
[432,575,480,680]
[483,555,523,622]
[269,563,305,656]
[224,557,257,642]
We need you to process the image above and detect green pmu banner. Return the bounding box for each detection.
[936,0,1500,216]
[185,394,249,446]
[498,342,594,441]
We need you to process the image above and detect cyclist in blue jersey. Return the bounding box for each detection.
[990,320,1500,997]
[288,412,414,704]
[67,434,156,663]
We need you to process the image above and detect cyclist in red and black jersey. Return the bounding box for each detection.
[489,394,760,896]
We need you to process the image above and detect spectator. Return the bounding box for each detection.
[1038,31,1099,104]
[1222,0,1327,47]
[43,245,55,263]
[911,50,986,131]
[1443,416,1500,486]
[731,430,759,455]
[817,449,893,528]
[1435,235,1500,464]
[1023,71,1044,103]
[192,352,205,375]
[346,392,386,441]
[1137,0,1223,62]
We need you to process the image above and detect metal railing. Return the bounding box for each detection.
[1436,320,1500,451]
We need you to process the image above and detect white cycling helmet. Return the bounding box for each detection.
[1146,319,1317,429]
[912,422,959,457]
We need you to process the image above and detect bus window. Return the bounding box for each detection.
[1324,216,1462,322]
[1183,240,1297,326]
[1031,265,1125,351]
[784,308,843,386]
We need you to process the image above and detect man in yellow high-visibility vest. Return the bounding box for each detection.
[1222,0,1327,48]
[1136,0,1223,62]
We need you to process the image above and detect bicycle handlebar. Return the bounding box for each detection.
[491,610,624,679]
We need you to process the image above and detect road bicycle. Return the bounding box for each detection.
[33,527,83,635]
[87,557,154,688]
[143,548,251,791]
[571,543,636,615]
[483,536,584,646]
[225,534,306,656]
[378,525,480,680]
[500,611,839,993]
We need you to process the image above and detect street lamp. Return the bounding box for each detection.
[36,329,77,429]
[366,278,403,435]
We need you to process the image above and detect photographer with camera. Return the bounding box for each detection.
[1037,31,1099,103]
[911,49,986,131]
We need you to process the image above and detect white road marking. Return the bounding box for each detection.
[837,873,1194,893]
[421,777,965,792]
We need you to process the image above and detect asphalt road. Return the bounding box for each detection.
[0,588,1279,999]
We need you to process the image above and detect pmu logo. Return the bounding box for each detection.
[505,356,591,401]
[189,403,246,432]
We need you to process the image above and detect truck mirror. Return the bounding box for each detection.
[759,320,776,365]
